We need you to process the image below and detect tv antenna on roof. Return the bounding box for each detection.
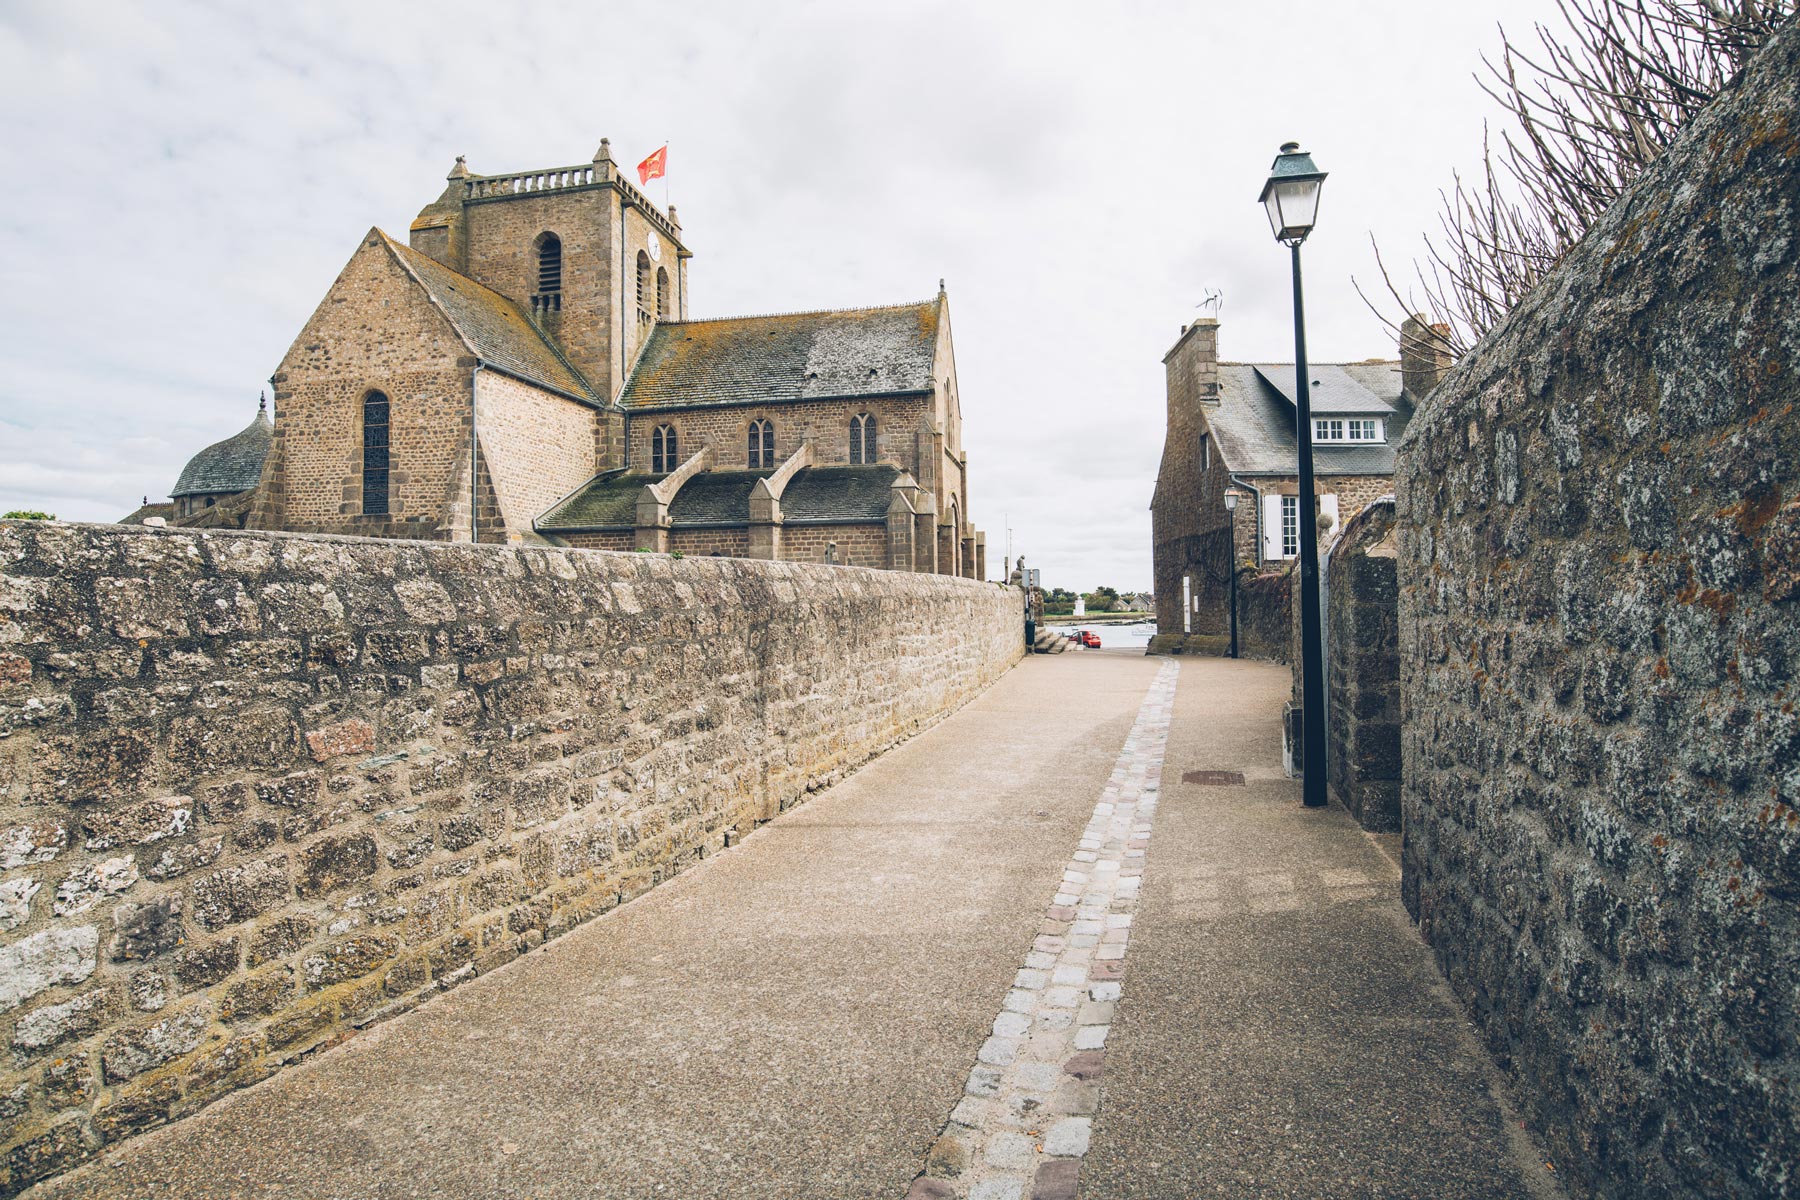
[1196,290,1223,319]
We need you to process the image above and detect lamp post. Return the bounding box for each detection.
[1223,486,1245,660]
[1259,141,1328,809]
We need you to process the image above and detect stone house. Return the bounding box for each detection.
[159,141,984,576]
[1149,315,1450,651]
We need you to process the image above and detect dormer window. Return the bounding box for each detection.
[652,423,678,473]
[1312,417,1384,443]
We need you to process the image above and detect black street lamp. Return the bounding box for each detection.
[1223,486,1245,660]
[1259,141,1328,809]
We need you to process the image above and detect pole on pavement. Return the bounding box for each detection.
[1259,142,1329,809]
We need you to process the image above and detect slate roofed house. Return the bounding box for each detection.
[148,141,987,577]
[1149,315,1453,651]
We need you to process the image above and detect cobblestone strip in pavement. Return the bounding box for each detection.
[908,659,1179,1200]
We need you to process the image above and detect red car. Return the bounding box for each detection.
[1079,630,1101,649]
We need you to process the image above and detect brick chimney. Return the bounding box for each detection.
[1400,314,1454,399]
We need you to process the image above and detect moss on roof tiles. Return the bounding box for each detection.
[536,470,650,530]
[782,465,899,522]
[381,233,596,402]
[620,301,939,409]
[668,470,772,525]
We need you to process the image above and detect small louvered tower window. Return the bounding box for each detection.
[636,251,653,320]
[362,391,390,515]
[850,413,876,464]
[656,267,670,317]
[748,419,775,469]
[532,233,562,315]
[538,234,562,292]
[652,424,678,473]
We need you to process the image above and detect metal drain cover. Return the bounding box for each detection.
[1182,770,1246,786]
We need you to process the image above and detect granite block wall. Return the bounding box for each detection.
[1235,568,1292,665]
[0,521,1021,1193]
[1325,500,1401,831]
[1394,20,1799,1198]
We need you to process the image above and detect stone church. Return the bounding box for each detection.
[152,140,985,577]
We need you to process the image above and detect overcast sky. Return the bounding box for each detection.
[0,0,1564,591]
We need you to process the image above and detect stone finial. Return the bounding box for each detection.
[446,155,470,180]
[594,138,613,163]
[258,391,267,413]
[938,278,946,294]
[667,206,680,231]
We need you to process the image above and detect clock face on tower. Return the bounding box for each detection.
[648,231,662,263]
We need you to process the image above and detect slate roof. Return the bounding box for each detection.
[536,469,644,530]
[536,465,899,531]
[1207,362,1412,477]
[669,470,773,525]
[783,465,900,522]
[171,405,273,497]
[381,233,596,403]
[619,301,940,410]
[1254,364,1396,415]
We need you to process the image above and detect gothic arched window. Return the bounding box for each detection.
[849,413,876,464]
[656,266,670,317]
[748,419,775,469]
[636,251,652,320]
[362,391,390,516]
[652,423,678,473]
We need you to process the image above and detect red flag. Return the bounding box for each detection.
[637,145,668,186]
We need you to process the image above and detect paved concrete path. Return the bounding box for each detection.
[31,651,1560,1200]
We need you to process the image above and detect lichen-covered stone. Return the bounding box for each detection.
[0,518,1020,1181]
[99,1005,210,1083]
[295,834,378,897]
[302,933,400,991]
[52,855,139,916]
[189,856,289,930]
[247,915,315,966]
[0,821,66,870]
[10,987,111,1055]
[0,926,98,1011]
[1395,22,1800,1199]
[0,878,40,933]
[109,894,184,961]
[80,796,191,851]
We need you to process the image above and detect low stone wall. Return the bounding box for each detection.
[1235,568,1291,664]
[1395,21,1799,1198]
[1326,501,1401,831]
[0,521,1021,1193]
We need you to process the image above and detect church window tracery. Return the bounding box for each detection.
[850,413,876,464]
[748,419,775,469]
[652,424,678,473]
[362,391,390,516]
